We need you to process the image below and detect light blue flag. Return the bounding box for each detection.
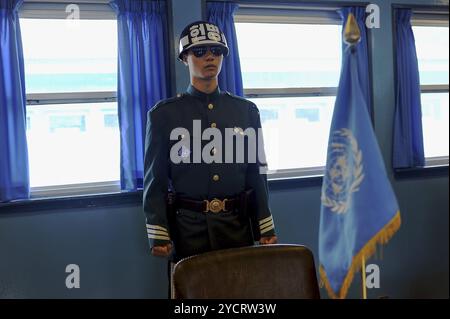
[319,26,401,299]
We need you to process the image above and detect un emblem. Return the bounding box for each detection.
[321,128,364,214]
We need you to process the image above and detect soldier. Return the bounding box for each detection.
[143,20,277,266]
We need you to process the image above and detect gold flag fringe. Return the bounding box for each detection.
[319,211,401,299]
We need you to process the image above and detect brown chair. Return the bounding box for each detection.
[171,244,320,299]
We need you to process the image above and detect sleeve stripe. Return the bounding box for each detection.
[146,224,168,232]
[260,225,274,235]
[147,229,169,236]
[148,234,171,241]
[259,220,273,230]
[259,216,273,225]
[260,222,274,232]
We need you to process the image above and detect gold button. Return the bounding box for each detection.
[208,103,214,110]
[211,122,217,128]
[212,174,219,181]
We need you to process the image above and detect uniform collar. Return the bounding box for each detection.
[186,84,221,102]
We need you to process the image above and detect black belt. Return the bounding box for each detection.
[168,189,253,214]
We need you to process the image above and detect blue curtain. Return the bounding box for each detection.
[0,0,30,202]
[207,2,244,96]
[339,7,372,116]
[393,9,425,168]
[110,0,169,190]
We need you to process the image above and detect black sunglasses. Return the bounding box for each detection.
[190,45,224,58]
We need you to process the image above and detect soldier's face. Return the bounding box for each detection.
[184,48,223,80]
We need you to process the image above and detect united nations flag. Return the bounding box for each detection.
[319,13,401,299]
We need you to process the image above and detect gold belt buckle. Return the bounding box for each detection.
[203,198,228,213]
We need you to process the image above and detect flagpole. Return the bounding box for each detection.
[361,255,367,299]
[344,13,366,300]
[319,11,401,300]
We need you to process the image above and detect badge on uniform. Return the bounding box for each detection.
[178,145,191,158]
[234,127,244,135]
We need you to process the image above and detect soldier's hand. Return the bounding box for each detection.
[259,235,278,245]
[151,243,173,257]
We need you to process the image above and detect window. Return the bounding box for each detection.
[295,108,320,122]
[49,114,86,133]
[104,113,119,128]
[260,109,279,122]
[20,4,119,194]
[235,9,342,177]
[412,21,449,165]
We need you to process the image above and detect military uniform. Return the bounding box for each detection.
[143,20,276,262]
[143,84,276,261]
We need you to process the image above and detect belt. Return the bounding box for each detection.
[177,196,239,214]
[168,189,253,214]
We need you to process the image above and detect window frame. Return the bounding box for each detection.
[20,1,121,198]
[234,6,347,179]
[411,11,449,167]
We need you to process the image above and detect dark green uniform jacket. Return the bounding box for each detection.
[143,85,276,261]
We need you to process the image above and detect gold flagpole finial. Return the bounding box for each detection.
[344,13,361,46]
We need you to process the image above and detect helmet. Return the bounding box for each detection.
[178,20,229,61]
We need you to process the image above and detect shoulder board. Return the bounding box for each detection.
[150,93,186,112]
[224,91,255,104]
[224,91,258,111]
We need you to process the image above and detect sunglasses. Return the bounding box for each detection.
[190,45,224,58]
